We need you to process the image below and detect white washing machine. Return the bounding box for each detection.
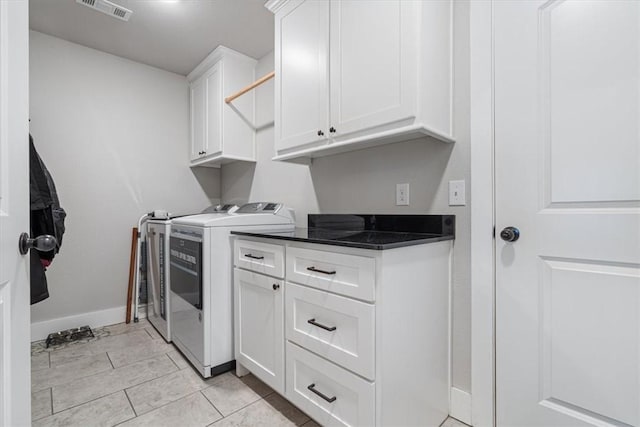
[146,204,238,342]
[169,202,295,377]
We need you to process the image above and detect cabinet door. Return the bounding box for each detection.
[234,268,284,394]
[275,0,330,153]
[190,77,206,161]
[329,0,417,138]
[205,63,223,157]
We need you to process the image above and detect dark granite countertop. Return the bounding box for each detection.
[231,214,455,250]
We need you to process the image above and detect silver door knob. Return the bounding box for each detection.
[500,227,520,242]
[18,233,57,255]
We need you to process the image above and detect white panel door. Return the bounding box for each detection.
[495,1,640,426]
[328,0,417,139]
[205,64,223,157]
[234,268,284,394]
[189,76,206,161]
[0,0,31,424]
[275,0,329,152]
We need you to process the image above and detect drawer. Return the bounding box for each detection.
[286,246,375,302]
[234,239,285,278]
[286,283,375,380]
[286,342,375,427]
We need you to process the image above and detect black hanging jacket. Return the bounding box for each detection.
[29,135,66,305]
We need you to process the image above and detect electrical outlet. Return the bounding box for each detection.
[396,183,410,206]
[449,180,466,206]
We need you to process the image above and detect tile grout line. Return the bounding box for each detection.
[50,351,176,393]
[213,393,266,421]
[166,351,182,370]
[49,389,132,417]
[123,388,138,418]
[51,355,179,414]
[199,389,225,419]
[106,351,116,369]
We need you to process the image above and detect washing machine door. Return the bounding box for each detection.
[147,223,171,341]
[170,232,205,367]
[169,233,202,309]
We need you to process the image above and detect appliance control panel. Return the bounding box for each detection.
[236,202,282,214]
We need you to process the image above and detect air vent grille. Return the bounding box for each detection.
[75,0,132,22]
[113,7,127,18]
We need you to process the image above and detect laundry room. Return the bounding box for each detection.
[5,0,637,426]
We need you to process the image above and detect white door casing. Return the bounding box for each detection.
[0,0,31,425]
[494,1,640,426]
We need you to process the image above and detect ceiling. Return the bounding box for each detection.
[29,0,274,76]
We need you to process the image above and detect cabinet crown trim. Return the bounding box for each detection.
[264,0,289,14]
[188,45,257,82]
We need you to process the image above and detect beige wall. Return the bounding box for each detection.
[221,1,471,391]
[29,31,220,329]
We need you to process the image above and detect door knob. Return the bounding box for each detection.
[19,233,57,255]
[500,227,520,242]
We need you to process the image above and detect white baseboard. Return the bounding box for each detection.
[450,386,472,425]
[31,304,147,342]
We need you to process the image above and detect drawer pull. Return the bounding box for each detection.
[306,266,336,275]
[307,383,337,403]
[244,253,264,260]
[307,318,337,332]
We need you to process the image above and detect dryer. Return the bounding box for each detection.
[169,202,295,377]
[146,204,237,342]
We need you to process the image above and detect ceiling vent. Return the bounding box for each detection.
[76,0,133,22]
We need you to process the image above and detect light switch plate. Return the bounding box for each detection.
[449,180,466,206]
[396,183,410,206]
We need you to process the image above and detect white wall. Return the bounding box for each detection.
[220,51,320,225]
[29,31,220,336]
[221,1,471,392]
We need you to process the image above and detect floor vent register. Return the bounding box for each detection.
[45,325,94,348]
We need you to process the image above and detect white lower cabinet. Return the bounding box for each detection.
[286,282,375,380]
[234,238,451,426]
[233,267,284,394]
[286,341,375,427]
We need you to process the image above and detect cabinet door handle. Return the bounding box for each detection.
[307,318,336,332]
[317,130,324,136]
[307,384,336,403]
[273,283,280,290]
[306,266,336,275]
[244,253,264,260]
[329,127,336,133]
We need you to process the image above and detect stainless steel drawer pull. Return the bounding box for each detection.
[307,318,337,332]
[244,253,264,260]
[307,266,336,275]
[307,383,336,403]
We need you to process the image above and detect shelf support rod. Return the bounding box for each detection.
[224,71,275,104]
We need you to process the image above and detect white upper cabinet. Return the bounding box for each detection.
[329,0,416,139]
[267,0,454,161]
[188,46,257,168]
[275,0,330,152]
[190,76,207,160]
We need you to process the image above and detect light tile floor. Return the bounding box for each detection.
[31,320,470,427]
